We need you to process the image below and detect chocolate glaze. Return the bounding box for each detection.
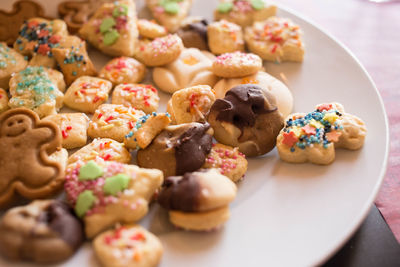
[188,19,208,43]
[38,200,84,249]
[178,19,209,50]
[210,84,278,131]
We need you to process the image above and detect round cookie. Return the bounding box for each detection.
[213,71,293,117]
[94,224,163,267]
[212,52,262,78]
[137,122,213,177]
[177,17,209,50]
[99,57,147,86]
[137,19,168,39]
[208,84,284,157]
[207,19,244,54]
[0,200,84,264]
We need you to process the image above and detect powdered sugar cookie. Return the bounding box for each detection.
[207,20,244,55]
[0,42,27,89]
[137,19,168,39]
[0,89,9,114]
[99,57,146,86]
[212,52,262,78]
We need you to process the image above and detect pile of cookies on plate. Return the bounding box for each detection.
[0,0,367,266]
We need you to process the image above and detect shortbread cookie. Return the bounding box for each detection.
[137,122,213,177]
[168,85,216,124]
[276,103,367,165]
[64,76,112,113]
[0,200,84,264]
[135,34,184,67]
[0,88,9,113]
[88,104,146,142]
[0,42,28,89]
[213,71,293,117]
[53,35,97,85]
[43,113,89,149]
[146,0,193,33]
[0,108,64,206]
[68,138,131,165]
[212,52,262,78]
[79,0,139,57]
[94,225,163,267]
[158,168,237,231]
[177,17,209,50]
[65,159,163,238]
[207,20,244,54]
[8,66,65,118]
[203,143,247,182]
[112,84,159,114]
[124,112,171,150]
[153,48,219,94]
[244,17,304,62]
[137,19,168,39]
[99,57,146,86]
[214,0,277,27]
[208,84,284,157]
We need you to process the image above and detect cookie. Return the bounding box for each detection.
[94,225,163,267]
[0,42,28,89]
[53,35,97,85]
[63,76,112,113]
[244,17,304,62]
[64,159,163,238]
[0,200,84,264]
[208,84,284,157]
[207,19,244,55]
[111,83,160,114]
[212,52,262,78]
[0,0,46,45]
[0,88,9,114]
[49,147,69,170]
[146,0,193,33]
[158,168,237,231]
[88,104,146,143]
[68,138,131,165]
[153,48,219,94]
[213,71,293,117]
[124,112,171,150]
[203,143,247,182]
[177,17,209,50]
[99,57,146,86]
[8,66,65,118]
[137,19,168,39]
[0,108,64,206]
[137,122,213,177]
[79,0,139,57]
[214,0,277,27]
[43,113,89,149]
[276,103,367,165]
[135,34,184,67]
[167,85,216,124]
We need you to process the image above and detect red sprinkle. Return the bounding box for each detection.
[37,44,50,55]
[128,121,134,129]
[102,154,112,161]
[105,116,114,123]
[93,95,101,103]
[66,126,72,130]
[62,130,68,139]
[282,131,298,147]
[97,113,103,119]
[130,232,145,241]
[271,44,278,53]
[49,35,61,44]
[38,29,49,38]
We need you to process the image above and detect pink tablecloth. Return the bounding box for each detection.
[278,0,400,242]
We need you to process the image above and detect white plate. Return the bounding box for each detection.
[0,0,389,266]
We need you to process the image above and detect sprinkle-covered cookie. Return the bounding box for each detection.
[99,57,146,86]
[212,51,262,78]
[0,42,28,89]
[207,19,244,55]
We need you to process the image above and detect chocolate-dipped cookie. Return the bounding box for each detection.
[137,122,213,177]
[207,84,284,157]
[177,17,209,51]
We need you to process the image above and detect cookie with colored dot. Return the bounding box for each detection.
[64,159,163,238]
[167,85,216,124]
[244,17,304,62]
[137,19,168,39]
[276,103,367,165]
[0,200,84,264]
[0,88,9,114]
[99,57,146,86]
[153,48,219,94]
[88,104,146,143]
[207,20,244,55]
[212,52,262,78]
[63,76,112,113]
[79,0,139,57]
[134,34,184,67]
[94,225,163,267]
[68,138,131,165]
[177,16,209,51]
[8,66,65,118]
[43,113,89,149]
[158,168,237,231]
[0,42,28,89]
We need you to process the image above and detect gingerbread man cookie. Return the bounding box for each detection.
[0,42,28,89]
[0,88,9,114]
[99,57,146,86]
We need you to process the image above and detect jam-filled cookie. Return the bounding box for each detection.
[0,42,28,89]
[99,57,146,86]
[212,52,262,78]
[207,19,244,55]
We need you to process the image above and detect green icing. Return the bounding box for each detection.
[103,174,130,196]
[113,4,128,17]
[100,18,116,33]
[251,0,264,10]
[103,30,120,45]
[164,2,180,14]
[79,161,104,181]
[75,190,96,217]
[217,2,233,13]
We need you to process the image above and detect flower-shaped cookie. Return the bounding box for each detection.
[277,103,367,165]
[112,84,160,114]
[0,42,27,89]
[207,20,244,54]
[99,57,146,86]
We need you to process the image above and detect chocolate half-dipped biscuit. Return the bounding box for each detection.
[0,200,84,264]
[208,84,284,157]
[137,122,213,177]
[177,17,209,50]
